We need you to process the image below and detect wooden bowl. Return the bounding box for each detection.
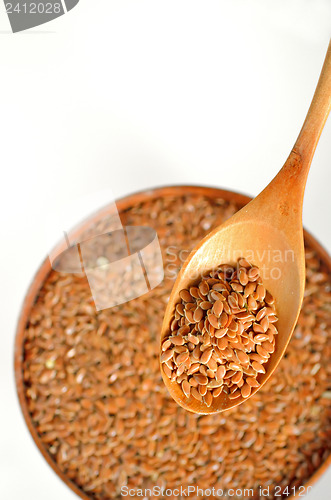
[15,185,331,500]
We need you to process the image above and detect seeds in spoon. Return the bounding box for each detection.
[161,258,278,407]
[241,383,251,398]
[181,380,191,398]
[161,349,173,363]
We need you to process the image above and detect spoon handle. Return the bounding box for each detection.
[292,39,331,172]
[281,39,331,195]
[254,39,331,217]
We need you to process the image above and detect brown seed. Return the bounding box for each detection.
[237,294,246,309]
[256,307,268,321]
[161,349,173,363]
[231,282,244,293]
[253,333,269,343]
[233,340,245,351]
[189,376,199,387]
[179,289,193,302]
[199,365,208,376]
[163,364,172,378]
[191,387,203,401]
[193,307,204,322]
[216,365,226,380]
[207,357,217,371]
[204,390,213,407]
[217,337,228,350]
[185,309,195,323]
[200,348,213,365]
[247,267,260,280]
[171,318,179,331]
[193,373,208,385]
[165,358,174,369]
[200,300,213,310]
[226,328,237,339]
[244,281,256,297]
[252,361,266,374]
[241,383,251,398]
[260,316,269,332]
[162,339,171,351]
[229,389,241,399]
[248,296,258,310]
[246,377,260,388]
[171,335,185,345]
[231,371,243,384]
[199,281,210,296]
[265,289,275,304]
[253,322,265,333]
[236,310,252,320]
[228,320,238,332]
[213,386,223,397]
[228,362,242,372]
[182,380,191,398]
[185,302,196,310]
[187,333,199,345]
[202,332,211,346]
[215,328,228,338]
[176,352,190,365]
[207,379,223,389]
[198,384,207,396]
[224,370,236,379]
[256,284,266,301]
[213,300,224,317]
[174,345,187,353]
[190,286,200,299]
[228,295,238,311]
[256,345,269,359]
[238,257,251,268]
[236,350,250,365]
[192,346,201,360]
[249,353,264,363]
[178,325,190,335]
[187,363,200,375]
[223,346,234,358]
[176,303,185,316]
[208,314,219,329]
[223,300,231,314]
[219,312,228,327]
[262,340,275,353]
[177,371,187,382]
[212,282,228,292]
[238,268,249,286]
[176,363,186,377]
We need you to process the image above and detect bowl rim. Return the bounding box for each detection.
[14,184,331,500]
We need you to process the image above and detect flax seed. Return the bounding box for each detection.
[252,361,266,373]
[182,380,191,398]
[204,390,213,407]
[241,383,252,398]
[191,387,203,401]
[161,349,173,363]
[21,192,329,500]
[171,335,185,345]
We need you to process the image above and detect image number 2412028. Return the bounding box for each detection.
[4,0,80,32]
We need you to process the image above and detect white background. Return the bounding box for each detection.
[0,1,330,499]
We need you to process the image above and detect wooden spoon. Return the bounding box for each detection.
[160,40,331,414]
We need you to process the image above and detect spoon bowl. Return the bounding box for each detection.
[161,40,331,414]
[161,217,303,414]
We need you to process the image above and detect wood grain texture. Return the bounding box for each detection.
[161,40,331,414]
